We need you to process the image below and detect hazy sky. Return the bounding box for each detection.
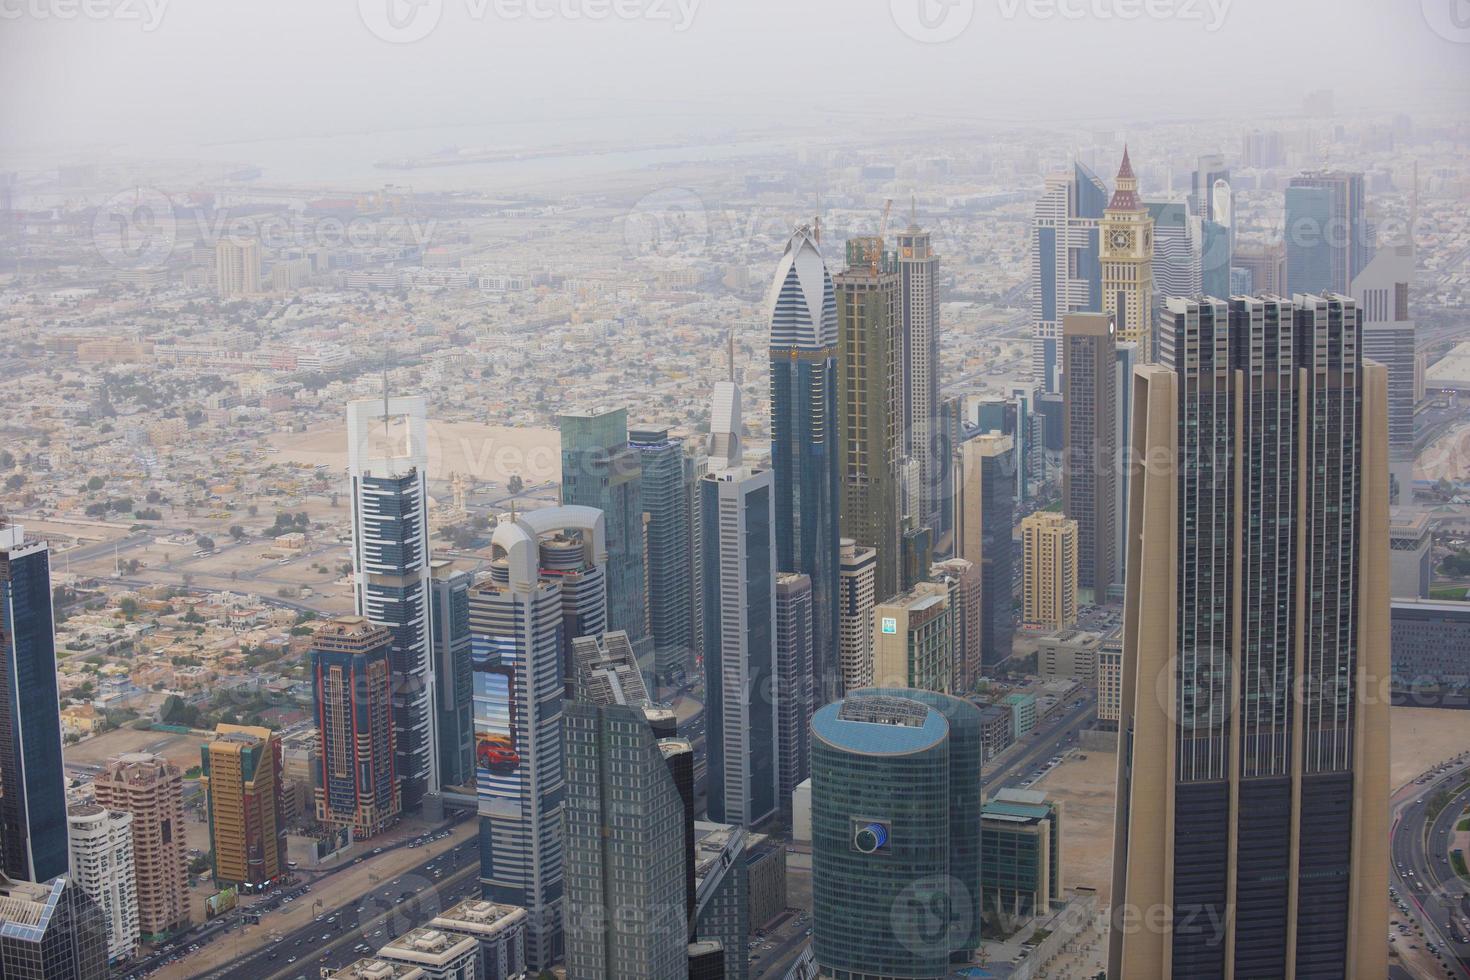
[2,0,1467,158]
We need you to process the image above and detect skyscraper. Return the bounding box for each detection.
[836,539,877,696]
[894,220,942,534]
[1114,340,1139,582]
[872,583,953,694]
[929,557,980,695]
[810,689,982,978]
[0,524,68,884]
[774,572,814,814]
[954,431,1016,666]
[429,560,474,789]
[1030,163,1107,392]
[470,507,604,969]
[563,630,691,979]
[0,874,108,980]
[768,224,841,705]
[1352,242,1417,503]
[1284,170,1372,296]
[214,238,261,298]
[537,531,607,694]
[1062,311,1118,599]
[93,753,189,939]
[630,426,695,687]
[1109,295,1389,978]
[700,465,778,828]
[834,236,903,599]
[310,616,401,838]
[1100,148,1154,353]
[200,724,287,890]
[560,406,649,677]
[347,395,438,810]
[66,803,139,964]
[1021,512,1077,631]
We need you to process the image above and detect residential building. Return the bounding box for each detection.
[1096,632,1122,730]
[700,465,778,827]
[834,237,903,599]
[66,803,139,963]
[768,224,842,705]
[1030,163,1107,392]
[929,557,980,695]
[1110,295,1389,978]
[1232,242,1286,296]
[954,431,1016,666]
[428,900,527,980]
[347,395,438,810]
[1021,512,1078,630]
[199,725,287,890]
[93,753,189,938]
[774,573,814,813]
[0,525,69,884]
[214,238,261,298]
[1062,311,1117,599]
[1003,692,1037,739]
[978,705,1014,761]
[309,616,400,838]
[894,221,943,534]
[836,539,877,696]
[873,583,954,694]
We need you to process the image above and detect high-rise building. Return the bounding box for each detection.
[214,238,261,298]
[469,508,604,969]
[810,689,982,978]
[310,616,400,838]
[0,874,108,979]
[199,724,287,890]
[0,525,68,885]
[630,426,696,687]
[774,572,814,814]
[1285,170,1372,296]
[347,395,438,810]
[834,236,903,599]
[564,684,690,977]
[428,899,528,980]
[700,466,778,827]
[929,558,980,695]
[560,406,649,677]
[836,540,877,696]
[66,803,139,964]
[768,224,842,704]
[1114,340,1138,581]
[1100,148,1154,353]
[1062,311,1118,599]
[1096,631,1123,730]
[1352,242,1417,503]
[954,431,1016,666]
[1030,163,1107,392]
[429,561,474,789]
[872,582,953,694]
[1232,242,1286,297]
[693,824,751,980]
[536,532,607,694]
[894,221,942,534]
[93,753,189,939]
[1110,295,1389,978]
[1021,512,1078,631]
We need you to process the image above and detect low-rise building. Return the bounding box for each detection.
[1036,630,1101,684]
[428,899,528,980]
[377,928,478,980]
[980,788,1063,931]
[1003,692,1038,739]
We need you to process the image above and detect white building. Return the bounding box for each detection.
[837,539,877,696]
[377,927,478,980]
[429,899,527,980]
[67,802,140,963]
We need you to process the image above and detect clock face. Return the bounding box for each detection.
[1109,229,1133,250]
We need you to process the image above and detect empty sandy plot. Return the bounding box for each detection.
[268,421,561,486]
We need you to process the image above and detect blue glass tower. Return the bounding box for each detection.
[0,525,69,884]
[629,426,694,688]
[768,225,841,705]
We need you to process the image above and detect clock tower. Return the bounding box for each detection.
[1101,147,1154,356]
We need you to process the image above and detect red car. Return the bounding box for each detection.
[477,739,520,770]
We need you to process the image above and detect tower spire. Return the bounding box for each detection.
[727,329,735,382]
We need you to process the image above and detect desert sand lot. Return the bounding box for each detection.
[269,421,562,486]
[1028,705,1470,910]
[65,726,206,774]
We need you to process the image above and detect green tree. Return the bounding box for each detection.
[86,476,105,491]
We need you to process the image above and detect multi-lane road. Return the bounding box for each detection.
[1392,761,1470,979]
[982,692,1099,795]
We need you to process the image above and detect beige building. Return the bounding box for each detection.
[1037,629,1101,684]
[377,928,479,980]
[215,238,262,298]
[200,724,287,889]
[1096,632,1122,729]
[1100,148,1155,353]
[1021,512,1077,631]
[837,539,877,695]
[93,753,190,938]
[873,582,953,693]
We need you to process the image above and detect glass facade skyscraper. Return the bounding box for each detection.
[1285,170,1372,297]
[0,525,69,885]
[768,225,841,705]
[630,426,695,687]
[1110,294,1390,979]
[429,561,474,789]
[1030,162,1107,392]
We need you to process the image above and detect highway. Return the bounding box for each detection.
[1392,760,1470,979]
[982,692,1098,794]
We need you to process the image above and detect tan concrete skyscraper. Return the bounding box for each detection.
[200,724,287,890]
[93,752,190,939]
[1021,512,1077,631]
[1109,295,1388,979]
[214,238,261,298]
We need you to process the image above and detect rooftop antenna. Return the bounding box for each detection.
[814,189,822,245]
[727,330,735,383]
[910,193,917,226]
